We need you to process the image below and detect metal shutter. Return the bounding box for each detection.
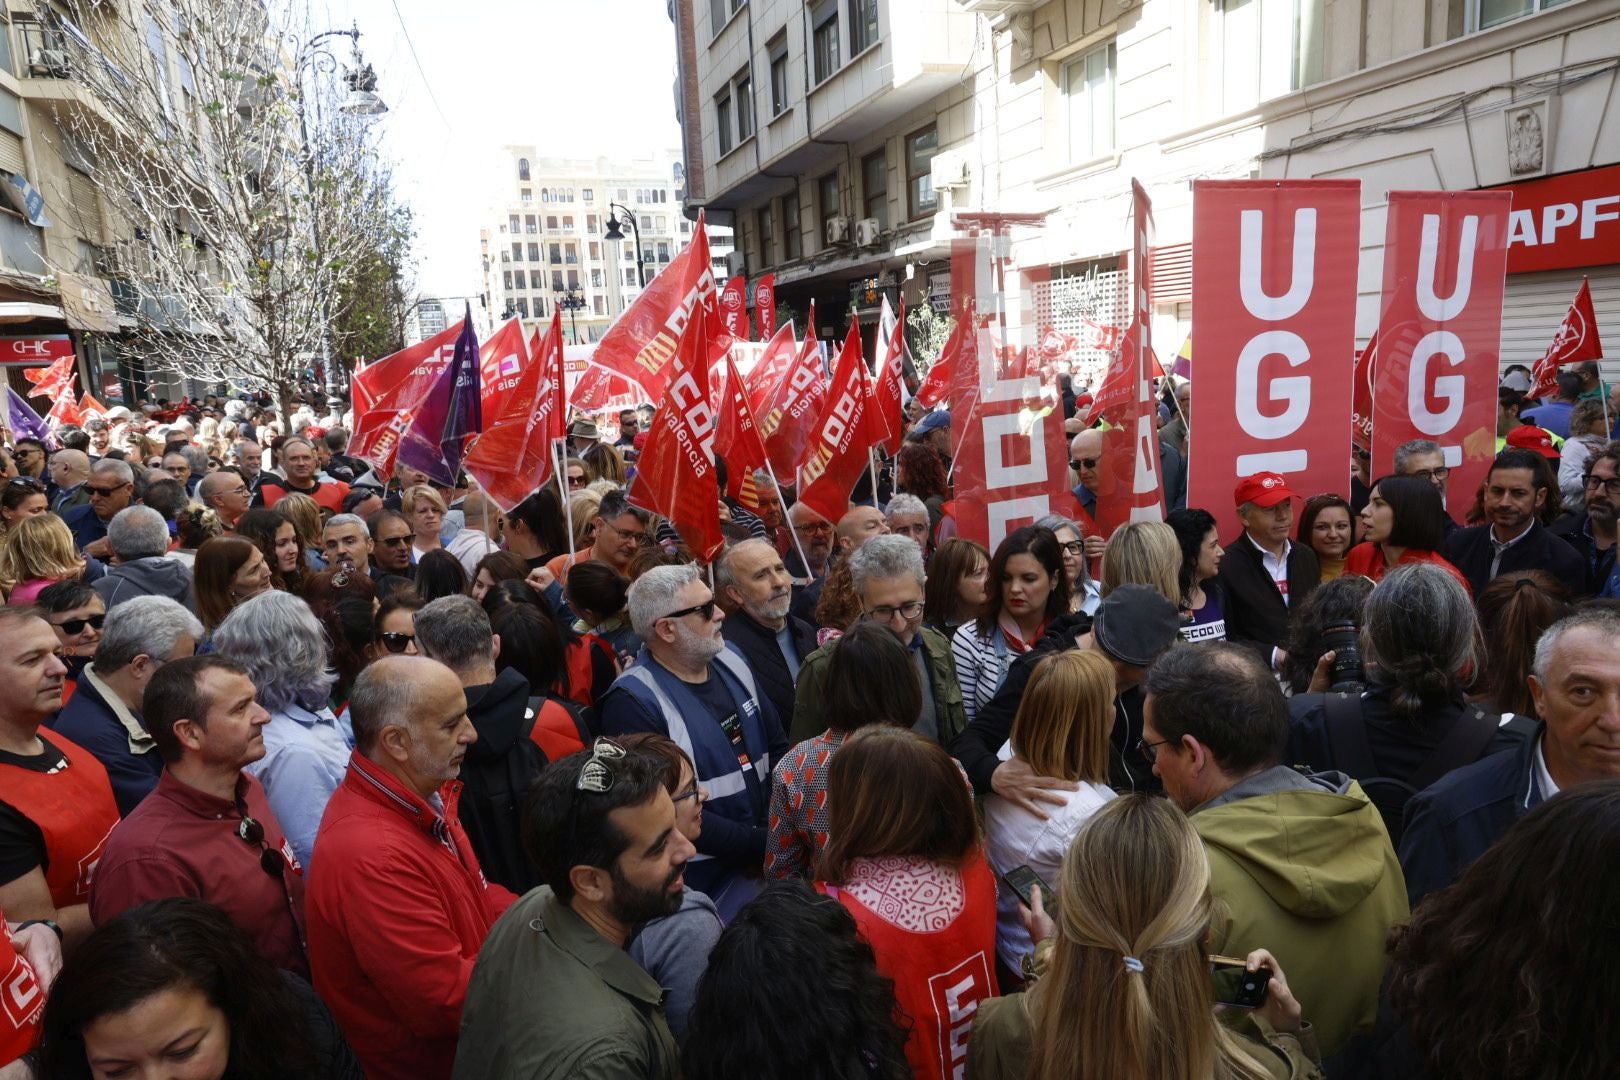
[0,130,23,176]
[1151,242,1192,305]
[1500,267,1620,385]
[67,169,102,240]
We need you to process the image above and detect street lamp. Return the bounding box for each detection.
[602,203,646,288]
[555,288,586,344]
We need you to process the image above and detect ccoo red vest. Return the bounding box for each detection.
[0,732,119,907]
[0,918,43,1064]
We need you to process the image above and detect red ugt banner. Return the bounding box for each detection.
[1373,190,1512,520]
[754,273,777,340]
[718,277,748,340]
[1190,180,1360,543]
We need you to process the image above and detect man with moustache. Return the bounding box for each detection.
[1441,449,1585,597]
[718,540,818,725]
[1551,442,1619,594]
[600,564,786,920]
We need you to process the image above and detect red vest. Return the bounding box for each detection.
[528,698,587,762]
[0,918,43,1065]
[825,853,998,1080]
[0,733,119,907]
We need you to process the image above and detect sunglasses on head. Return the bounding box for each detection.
[6,477,43,492]
[378,631,415,654]
[52,613,106,635]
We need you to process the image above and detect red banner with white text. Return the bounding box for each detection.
[1189,180,1361,542]
[350,320,464,472]
[758,303,827,482]
[719,276,748,340]
[1372,190,1512,519]
[754,273,777,341]
[589,214,716,402]
[798,321,888,524]
[627,312,723,560]
[463,311,566,513]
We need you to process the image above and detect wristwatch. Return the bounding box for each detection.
[15,918,63,943]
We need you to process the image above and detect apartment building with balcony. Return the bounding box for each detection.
[479,147,735,344]
[672,0,1620,375]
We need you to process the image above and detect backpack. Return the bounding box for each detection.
[1320,694,1503,848]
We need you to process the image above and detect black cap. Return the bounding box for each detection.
[1092,584,1181,667]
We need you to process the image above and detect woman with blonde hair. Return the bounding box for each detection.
[982,649,1117,978]
[581,441,627,486]
[970,795,1322,1080]
[402,483,447,560]
[275,490,328,571]
[1099,520,1182,604]
[0,512,87,604]
[567,487,603,552]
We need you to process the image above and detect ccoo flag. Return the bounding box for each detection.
[797,319,887,525]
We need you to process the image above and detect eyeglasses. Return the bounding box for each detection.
[237,816,285,879]
[661,600,717,623]
[1070,457,1099,471]
[1137,737,1172,764]
[577,737,626,793]
[86,483,130,497]
[1409,467,1451,481]
[793,521,833,535]
[566,474,587,489]
[12,448,40,459]
[378,631,415,653]
[379,534,412,547]
[862,600,925,622]
[673,777,701,804]
[1583,474,1620,497]
[1059,540,1084,555]
[50,613,106,635]
[603,521,650,545]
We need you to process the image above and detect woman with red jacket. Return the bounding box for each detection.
[816,726,997,1080]
[1346,475,1471,594]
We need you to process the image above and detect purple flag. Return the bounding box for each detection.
[5,386,53,446]
[398,305,483,486]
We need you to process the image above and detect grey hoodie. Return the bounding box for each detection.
[93,556,194,609]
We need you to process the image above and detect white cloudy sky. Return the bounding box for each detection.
[318,0,684,298]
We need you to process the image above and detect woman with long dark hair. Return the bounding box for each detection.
[895,442,950,526]
[1471,570,1571,717]
[1166,508,1225,643]
[1346,475,1469,592]
[35,897,360,1080]
[923,537,990,635]
[193,537,274,632]
[951,526,1067,724]
[233,507,307,594]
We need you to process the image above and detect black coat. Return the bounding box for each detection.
[1215,534,1320,655]
[1547,512,1616,595]
[721,609,818,728]
[1439,520,1587,597]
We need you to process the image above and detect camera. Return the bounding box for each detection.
[1319,620,1365,693]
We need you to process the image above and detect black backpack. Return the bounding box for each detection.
[1320,694,1503,848]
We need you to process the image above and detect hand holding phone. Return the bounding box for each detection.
[1002,865,1056,912]
[1208,954,1271,1009]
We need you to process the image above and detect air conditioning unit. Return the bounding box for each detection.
[29,50,69,78]
[855,218,881,246]
[724,250,746,276]
[825,215,850,245]
[930,150,972,190]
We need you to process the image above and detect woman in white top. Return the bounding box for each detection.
[982,648,1117,977]
[951,525,1067,724]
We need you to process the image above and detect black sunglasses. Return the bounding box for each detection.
[51,613,106,635]
[379,631,415,654]
[660,600,717,623]
[379,534,412,547]
[237,816,285,879]
[1069,457,1099,471]
[86,483,129,497]
[6,477,44,492]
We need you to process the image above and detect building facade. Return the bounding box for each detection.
[480,147,735,344]
[671,0,1620,379]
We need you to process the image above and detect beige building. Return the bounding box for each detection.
[480,147,735,344]
[672,0,1620,378]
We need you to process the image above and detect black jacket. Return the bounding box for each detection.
[1439,520,1586,597]
[1547,512,1616,595]
[720,609,817,727]
[456,668,562,894]
[1215,535,1320,654]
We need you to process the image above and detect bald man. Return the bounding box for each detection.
[48,449,92,513]
[1069,428,1103,522]
[198,469,252,531]
[836,505,889,556]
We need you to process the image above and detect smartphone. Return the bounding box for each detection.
[1209,955,1270,1009]
[1002,865,1056,912]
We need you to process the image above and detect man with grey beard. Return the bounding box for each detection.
[716,539,817,724]
[599,564,787,919]
[1551,441,1619,595]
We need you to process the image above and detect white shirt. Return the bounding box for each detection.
[1245,532,1293,606]
[1532,733,1561,800]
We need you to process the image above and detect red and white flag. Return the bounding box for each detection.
[715,353,769,506]
[1351,330,1378,454]
[754,273,777,341]
[916,306,972,409]
[872,295,907,454]
[77,392,108,419]
[350,320,464,473]
[628,308,724,561]
[1527,277,1603,400]
[798,320,887,524]
[463,311,567,513]
[45,392,82,429]
[24,353,76,401]
[718,276,749,340]
[1080,317,1122,352]
[744,319,799,420]
[758,303,828,480]
[590,212,717,402]
[477,318,531,419]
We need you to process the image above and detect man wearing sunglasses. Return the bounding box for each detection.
[600,564,786,921]
[60,457,135,555]
[10,438,46,481]
[90,656,309,977]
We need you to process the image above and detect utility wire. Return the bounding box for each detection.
[385,0,453,133]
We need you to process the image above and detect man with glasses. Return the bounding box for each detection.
[60,457,135,555]
[1141,642,1406,1059]
[47,448,92,514]
[10,439,46,481]
[784,502,834,623]
[1553,443,1620,595]
[455,740,690,1079]
[368,508,418,583]
[789,536,967,749]
[1068,428,1103,522]
[601,564,784,921]
[90,656,309,977]
[543,489,651,584]
[307,655,516,1080]
[412,596,588,894]
[1394,438,1460,535]
[198,468,252,531]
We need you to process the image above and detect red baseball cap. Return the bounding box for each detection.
[1505,424,1558,459]
[1233,472,1299,509]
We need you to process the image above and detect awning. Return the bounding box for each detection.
[0,302,64,323]
[58,271,119,332]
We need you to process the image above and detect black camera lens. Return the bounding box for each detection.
[1319,620,1364,693]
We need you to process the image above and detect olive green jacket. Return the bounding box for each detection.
[788,626,966,746]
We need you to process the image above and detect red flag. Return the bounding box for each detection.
[1080,318,1122,352]
[715,353,769,504]
[350,320,464,471]
[46,391,82,428]
[758,303,828,479]
[718,276,748,340]
[744,319,799,419]
[24,353,76,400]
[1351,330,1379,453]
[754,274,777,340]
[798,321,886,524]
[478,318,531,418]
[1527,277,1603,399]
[1086,328,1136,426]
[917,304,973,409]
[464,311,567,513]
[627,310,723,561]
[873,296,907,454]
[77,392,108,419]
[590,213,716,402]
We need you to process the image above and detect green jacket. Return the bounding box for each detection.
[1194,767,1409,1060]
[453,887,680,1080]
[788,625,966,747]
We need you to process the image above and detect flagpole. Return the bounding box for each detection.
[556,439,576,561]
[867,447,881,508]
[764,459,816,585]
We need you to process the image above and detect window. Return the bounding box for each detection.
[568,270,581,289]
[591,268,604,287]
[525,214,537,234]
[862,151,887,230]
[566,245,579,263]
[546,215,558,230]
[587,214,599,233]
[589,241,602,261]
[625,243,636,261]
[1063,42,1115,160]
[520,242,534,262]
[521,188,532,202]
[770,38,790,115]
[618,188,628,202]
[1214,0,1299,114]
[709,0,726,34]
[549,243,563,264]
[656,216,668,231]
[508,215,520,233]
[757,207,774,265]
[541,188,550,202]
[553,272,565,291]
[717,89,733,155]
[625,268,638,286]
[657,242,670,262]
[563,216,574,230]
[594,296,606,316]
[735,71,754,141]
[819,171,841,243]
[849,0,879,55]
[784,193,802,259]
[583,188,594,202]
[906,126,939,219]
[502,271,513,290]
[516,298,530,318]
[813,1,840,83]
[1476,0,1576,26]
[511,242,522,261]
[518,158,530,181]
[513,271,526,289]
[641,215,653,232]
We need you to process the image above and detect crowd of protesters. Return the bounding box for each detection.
[0,362,1617,1080]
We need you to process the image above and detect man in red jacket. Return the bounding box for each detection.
[306,655,515,1080]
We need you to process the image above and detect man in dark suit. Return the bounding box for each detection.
[1215,472,1319,669]
[717,539,817,726]
[1440,449,1586,597]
